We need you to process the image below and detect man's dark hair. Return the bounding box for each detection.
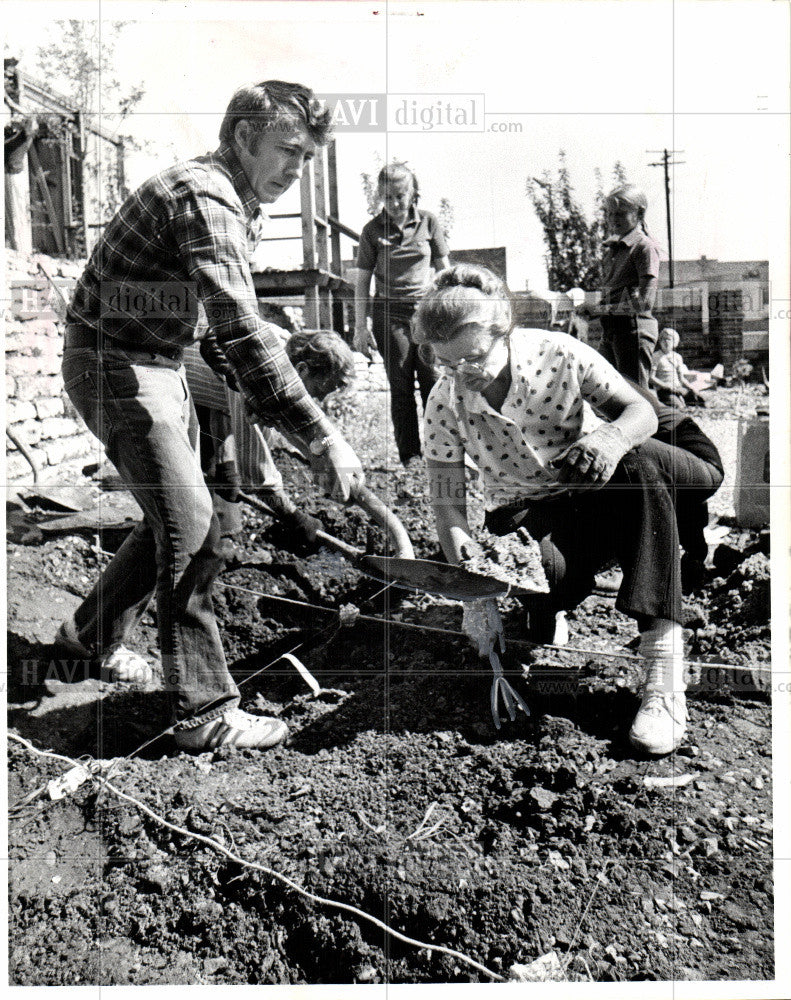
[286,329,355,390]
[220,80,333,148]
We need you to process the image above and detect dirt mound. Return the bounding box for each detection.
[7,417,774,985]
[690,552,770,666]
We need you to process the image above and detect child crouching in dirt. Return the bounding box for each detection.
[184,327,356,545]
[413,264,721,756]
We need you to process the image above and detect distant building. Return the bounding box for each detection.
[448,247,507,280]
[659,257,769,344]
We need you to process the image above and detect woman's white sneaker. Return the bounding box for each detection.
[630,620,687,755]
[174,708,288,751]
[629,690,687,755]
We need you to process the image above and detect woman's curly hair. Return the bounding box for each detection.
[412,263,513,348]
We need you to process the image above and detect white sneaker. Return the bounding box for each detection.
[630,623,687,755]
[552,611,569,647]
[174,708,288,751]
[54,617,155,685]
[629,688,687,755]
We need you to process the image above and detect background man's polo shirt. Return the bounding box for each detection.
[601,226,661,315]
[357,206,448,299]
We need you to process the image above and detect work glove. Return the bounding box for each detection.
[285,509,323,546]
[208,460,242,503]
[255,488,323,546]
[200,336,238,391]
[309,434,365,502]
[462,599,506,660]
[551,422,629,489]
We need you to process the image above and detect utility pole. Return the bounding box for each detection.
[647,149,684,287]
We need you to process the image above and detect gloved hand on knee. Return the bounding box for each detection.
[552,423,629,488]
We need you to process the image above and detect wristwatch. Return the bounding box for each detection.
[308,431,341,456]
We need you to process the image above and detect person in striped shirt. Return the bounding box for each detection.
[57,81,364,752]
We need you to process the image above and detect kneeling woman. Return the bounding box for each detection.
[414,264,693,756]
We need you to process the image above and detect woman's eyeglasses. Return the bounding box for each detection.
[418,338,505,375]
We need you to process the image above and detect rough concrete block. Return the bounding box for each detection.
[39,416,83,440]
[14,418,43,446]
[44,439,67,466]
[5,450,35,482]
[57,434,95,462]
[34,397,65,420]
[14,374,60,401]
[6,400,38,423]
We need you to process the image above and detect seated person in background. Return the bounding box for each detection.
[184,326,356,544]
[414,264,722,757]
[650,327,706,409]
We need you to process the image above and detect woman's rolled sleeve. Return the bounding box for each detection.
[423,387,464,463]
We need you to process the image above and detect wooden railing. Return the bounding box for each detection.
[256,140,360,332]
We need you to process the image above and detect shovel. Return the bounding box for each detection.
[240,489,524,602]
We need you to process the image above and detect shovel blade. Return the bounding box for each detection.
[358,555,520,601]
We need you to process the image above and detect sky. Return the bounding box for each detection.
[4,0,789,291]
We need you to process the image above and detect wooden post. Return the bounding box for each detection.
[115,136,127,200]
[300,160,319,327]
[327,141,342,277]
[60,135,74,255]
[312,147,332,328]
[327,140,346,336]
[75,111,89,256]
[28,143,66,256]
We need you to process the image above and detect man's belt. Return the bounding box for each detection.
[64,325,182,361]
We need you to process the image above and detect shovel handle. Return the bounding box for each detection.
[348,483,415,559]
[312,528,366,562]
[240,490,366,564]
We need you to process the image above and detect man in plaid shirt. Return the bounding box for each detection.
[58,81,364,752]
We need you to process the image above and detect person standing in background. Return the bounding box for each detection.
[353,163,450,468]
[584,184,663,388]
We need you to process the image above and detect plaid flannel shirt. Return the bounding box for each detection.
[66,144,330,438]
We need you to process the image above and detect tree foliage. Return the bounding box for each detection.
[33,21,146,229]
[527,152,629,291]
[34,21,144,127]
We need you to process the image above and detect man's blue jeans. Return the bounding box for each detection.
[61,345,241,730]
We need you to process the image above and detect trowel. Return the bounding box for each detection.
[240,489,535,602]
